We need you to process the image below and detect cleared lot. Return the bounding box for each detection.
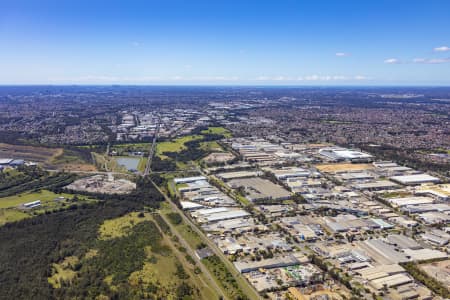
[420,259,450,287]
[315,163,374,173]
[0,143,60,165]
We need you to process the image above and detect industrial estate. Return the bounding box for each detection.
[0,86,449,300]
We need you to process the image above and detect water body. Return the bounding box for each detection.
[116,157,140,171]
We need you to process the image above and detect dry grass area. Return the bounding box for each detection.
[98,212,153,240]
[0,143,97,171]
[420,259,450,287]
[57,163,97,172]
[203,151,234,163]
[48,256,79,288]
[0,143,60,166]
[315,163,373,173]
[417,184,450,197]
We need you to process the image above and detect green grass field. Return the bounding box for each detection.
[160,202,203,249]
[202,255,250,300]
[382,191,412,198]
[112,142,150,149]
[137,157,147,172]
[0,190,96,226]
[51,150,85,165]
[156,135,203,158]
[199,140,223,152]
[98,212,153,240]
[0,190,77,209]
[0,209,30,226]
[201,126,232,138]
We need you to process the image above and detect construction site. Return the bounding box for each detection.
[65,174,136,194]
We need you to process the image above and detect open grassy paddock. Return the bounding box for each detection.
[0,189,81,209]
[99,212,153,240]
[200,140,223,152]
[0,209,30,226]
[156,135,203,158]
[0,189,96,226]
[201,126,232,138]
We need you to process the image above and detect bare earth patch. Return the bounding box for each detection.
[315,163,374,173]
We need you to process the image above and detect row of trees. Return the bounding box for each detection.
[0,165,46,191]
[0,170,76,197]
[202,255,249,300]
[400,262,450,298]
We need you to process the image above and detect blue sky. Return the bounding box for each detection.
[1,0,450,85]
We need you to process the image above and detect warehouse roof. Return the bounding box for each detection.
[370,273,413,290]
[319,147,373,160]
[174,176,207,184]
[386,234,422,250]
[388,196,434,207]
[353,180,399,190]
[194,207,229,216]
[203,210,250,222]
[358,264,405,279]
[363,239,409,264]
[228,177,291,201]
[390,174,440,185]
[217,170,260,180]
[180,201,204,210]
[403,248,448,261]
[234,255,299,273]
[0,158,13,164]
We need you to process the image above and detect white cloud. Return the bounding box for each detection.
[51,74,368,84]
[48,75,230,83]
[433,46,450,52]
[304,75,320,81]
[335,52,350,57]
[255,75,368,81]
[131,41,141,47]
[384,58,401,64]
[412,58,426,63]
[413,57,450,64]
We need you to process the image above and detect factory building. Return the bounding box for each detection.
[390,174,440,185]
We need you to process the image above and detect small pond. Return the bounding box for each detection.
[116,157,140,171]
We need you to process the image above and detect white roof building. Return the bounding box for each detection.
[390,174,440,185]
